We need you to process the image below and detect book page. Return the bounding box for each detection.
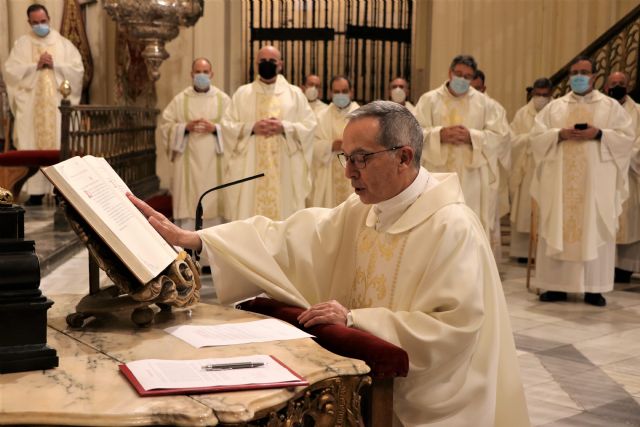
[164,319,314,348]
[125,355,302,391]
[83,156,179,258]
[44,156,176,283]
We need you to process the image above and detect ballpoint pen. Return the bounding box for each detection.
[201,362,265,371]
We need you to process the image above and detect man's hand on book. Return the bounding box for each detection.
[127,193,203,252]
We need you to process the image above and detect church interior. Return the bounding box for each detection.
[1,0,640,426]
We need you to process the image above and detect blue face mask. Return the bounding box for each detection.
[332,93,351,109]
[193,73,210,91]
[32,23,50,37]
[570,75,591,94]
[449,76,470,95]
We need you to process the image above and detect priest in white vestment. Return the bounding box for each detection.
[4,3,83,203]
[159,58,230,229]
[388,77,416,115]
[604,72,640,280]
[470,69,512,262]
[415,55,508,239]
[301,73,328,116]
[221,45,317,220]
[129,101,530,427]
[508,78,553,260]
[308,75,359,208]
[530,57,634,306]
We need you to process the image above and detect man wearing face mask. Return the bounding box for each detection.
[159,58,231,229]
[388,77,416,115]
[308,75,359,208]
[221,45,316,221]
[414,55,509,239]
[4,3,83,206]
[301,74,327,116]
[530,56,634,307]
[509,78,553,261]
[603,72,640,283]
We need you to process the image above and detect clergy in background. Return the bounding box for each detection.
[221,45,317,220]
[414,55,509,239]
[470,69,512,262]
[159,57,230,230]
[388,77,416,115]
[129,101,531,427]
[4,3,83,205]
[300,73,327,116]
[509,77,553,261]
[308,75,359,208]
[604,71,640,282]
[530,56,634,307]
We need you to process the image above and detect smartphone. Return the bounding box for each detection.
[574,123,588,130]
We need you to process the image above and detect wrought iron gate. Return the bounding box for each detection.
[242,0,413,104]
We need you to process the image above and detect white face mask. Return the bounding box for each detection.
[532,95,550,111]
[305,86,318,102]
[390,87,407,103]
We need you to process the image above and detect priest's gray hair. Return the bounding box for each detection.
[347,100,422,168]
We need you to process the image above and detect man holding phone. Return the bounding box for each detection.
[529,56,634,307]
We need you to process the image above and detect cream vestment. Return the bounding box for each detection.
[530,90,634,292]
[616,95,640,272]
[509,99,539,258]
[160,85,230,227]
[5,29,83,195]
[415,84,509,237]
[221,75,317,220]
[199,170,530,427]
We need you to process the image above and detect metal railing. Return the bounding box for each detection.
[59,102,160,199]
[550,4,640,98]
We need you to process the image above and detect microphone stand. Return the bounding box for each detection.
[192,172,265,261]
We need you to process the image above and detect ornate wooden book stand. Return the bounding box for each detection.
[61,199,201,328]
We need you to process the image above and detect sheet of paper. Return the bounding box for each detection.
[125,355,301,390]
[165,318,314,348]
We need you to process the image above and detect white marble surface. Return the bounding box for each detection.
[0,293,369,426]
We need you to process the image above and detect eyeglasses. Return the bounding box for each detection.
[337,146,403,169]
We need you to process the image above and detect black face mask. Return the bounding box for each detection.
[258,61,278,80]
[608,85,627,101]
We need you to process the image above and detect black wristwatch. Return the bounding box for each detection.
[595,129,603,140]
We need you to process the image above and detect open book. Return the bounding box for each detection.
[42,156,178,284]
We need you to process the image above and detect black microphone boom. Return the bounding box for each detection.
[194,173,265,232]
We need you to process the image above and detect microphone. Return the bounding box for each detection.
[194,173,265,232]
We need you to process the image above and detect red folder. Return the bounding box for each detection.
[119,356,309,397]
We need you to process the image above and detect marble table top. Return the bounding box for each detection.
[0,294,370,426]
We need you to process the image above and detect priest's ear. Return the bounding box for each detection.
[398,146,414,169]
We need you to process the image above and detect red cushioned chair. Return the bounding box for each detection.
[237,297,409,427]
[0,150,60,199]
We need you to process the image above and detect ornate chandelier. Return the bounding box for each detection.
[104,0,204,81]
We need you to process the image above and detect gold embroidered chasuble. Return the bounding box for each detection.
[199,171,530,427]
[221,75,317,220]
[160,86,230,221]
[5,29,83,150]
[32,43,58,149]
[415,83,508,237]
[530,90,634,264]
[254,91,283,219]
[309,102,359,208]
